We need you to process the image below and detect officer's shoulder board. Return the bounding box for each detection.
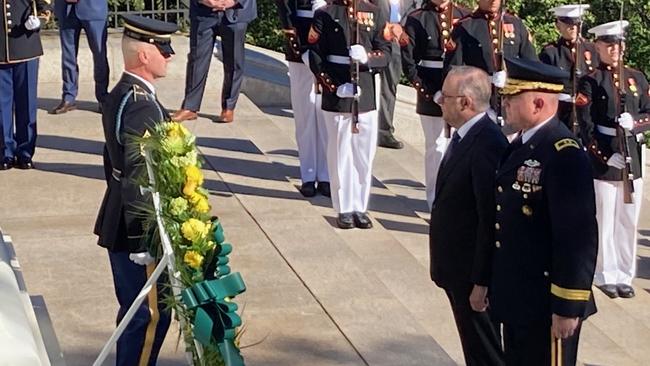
[554,138,580,152]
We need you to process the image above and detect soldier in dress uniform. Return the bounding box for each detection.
[443,0,537,120]
[308,0,391,229]
[0,0,51,171]
[491,57,598,365]
[400,0,470,209]
[576,20,650,299]
[94,15,177,366]
[539,4,598,131]
[276,0,331,198]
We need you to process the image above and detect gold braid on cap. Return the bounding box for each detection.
[500,78,565,95]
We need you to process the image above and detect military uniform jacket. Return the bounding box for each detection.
[94,73,170,253]
[276,0,315,63]
[443,10,537,75]
[539,38,599,128]
[0,0,51,64]
[401,2,469,116]
[308,0,391,113]
[576,64,650,180]
[490,118,598,326]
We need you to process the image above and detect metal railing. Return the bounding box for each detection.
[108,0,190,29]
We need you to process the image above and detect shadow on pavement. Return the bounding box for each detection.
[38,135,104,155]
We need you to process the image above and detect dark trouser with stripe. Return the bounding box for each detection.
[444,283,504,366]
[377,42,401,142]
[108,251,171,366]
[503,321,581,366]
[182,13,248,112]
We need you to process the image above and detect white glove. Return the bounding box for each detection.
[607,153,626,169]
[301,50,310,66]
[618,112,634,130]
[336,83,361,98]
[349,44,369,64]
[492,70,507,88]
[312,0,327,11]
[25,15,41,31]
[129,252,155,266]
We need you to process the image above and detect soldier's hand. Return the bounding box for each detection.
[349,44,369,64]
[336,83,361,98]
[552,314,579,339]
[200,0,221,8]
[492,71,507,88]
[129,252,155,266]
[618,112,634,130]
[312,0,327,11]
[469,285,489,312]
[606,153,626,169]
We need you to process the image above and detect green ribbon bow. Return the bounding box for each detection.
[181,272,247,365]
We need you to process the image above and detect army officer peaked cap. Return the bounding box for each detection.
[500,57,569,95]
[122,14,178,55]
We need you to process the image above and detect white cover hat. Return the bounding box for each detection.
[550,4,590,19]
[588,20,630,41]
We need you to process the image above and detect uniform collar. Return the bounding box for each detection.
[474,9,500,20]
[521,115,554,144]
[123,71,156,95]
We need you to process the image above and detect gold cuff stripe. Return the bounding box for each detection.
[551,283,591,301]
[138,263,160,366]
[124,23,172,39]
[500,78,565,95]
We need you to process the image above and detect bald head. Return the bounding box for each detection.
[121,35,171,82]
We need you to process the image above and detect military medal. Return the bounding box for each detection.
[512,182,521,191]
[629,78,638,96]
[522,205,533,216]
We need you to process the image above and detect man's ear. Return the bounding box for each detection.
[534,97,544,110]
[138,49,149,65]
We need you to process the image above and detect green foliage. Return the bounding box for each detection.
[246,0,650,76]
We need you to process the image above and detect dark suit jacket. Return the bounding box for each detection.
[429,115,508,289]
[54,0,108,21]
[190,0,258,24]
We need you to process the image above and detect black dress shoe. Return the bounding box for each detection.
[317,182,331,197]
[617,284,635,298]
[49,100,77,115]
[353,212,373,229]
[16,159,34,170]
[1,158,14,170]
[378,135,404,149]
[597,284,619,299]
[337,213,355,229]
[299,181,317,197]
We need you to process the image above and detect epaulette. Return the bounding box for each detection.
[554,138,580,151]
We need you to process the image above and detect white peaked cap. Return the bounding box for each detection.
[588,20,630,38]
[550,4,590,19]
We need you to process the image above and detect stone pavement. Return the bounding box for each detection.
[0,34,649,366]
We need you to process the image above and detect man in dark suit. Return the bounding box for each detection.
[50,0,109,114]
[429,65,507,365]
[373,0,417,149]
[1,0,51,171]
[94,15,176,365]
[491,57,598,365]
[173,0,258,123]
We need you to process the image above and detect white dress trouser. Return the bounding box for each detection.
[593,178,644,286]
[288,61,329,182]
[420,115,449,209]
[323,110,378,213]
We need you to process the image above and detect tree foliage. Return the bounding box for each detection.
[246,0,650,76]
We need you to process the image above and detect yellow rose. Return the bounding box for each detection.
[183,181,197,196]
[185,165,204,186]
[167,122,190,139]
[184,250,204,269]
[194,196,210,213]
[181,218,209,242]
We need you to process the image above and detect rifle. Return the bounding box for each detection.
[350,0,360,134]
[569,1,585,136]
[494,0,507,127]
[616,0,634,203]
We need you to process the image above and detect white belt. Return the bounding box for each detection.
[558,93,572,102]
[327,55,351,65]
[597,125,617,136]
[418,60,443,69]
[296,10,314,18]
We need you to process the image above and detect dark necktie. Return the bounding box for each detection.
[441,131,461,169]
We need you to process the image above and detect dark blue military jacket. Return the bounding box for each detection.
[0,0,51,64]
[275,0,316,63]
[490,118,598,326]
[308,0,391,113]
[94,73,169,253]
[401,1,469,116]
[576,63,650,180]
